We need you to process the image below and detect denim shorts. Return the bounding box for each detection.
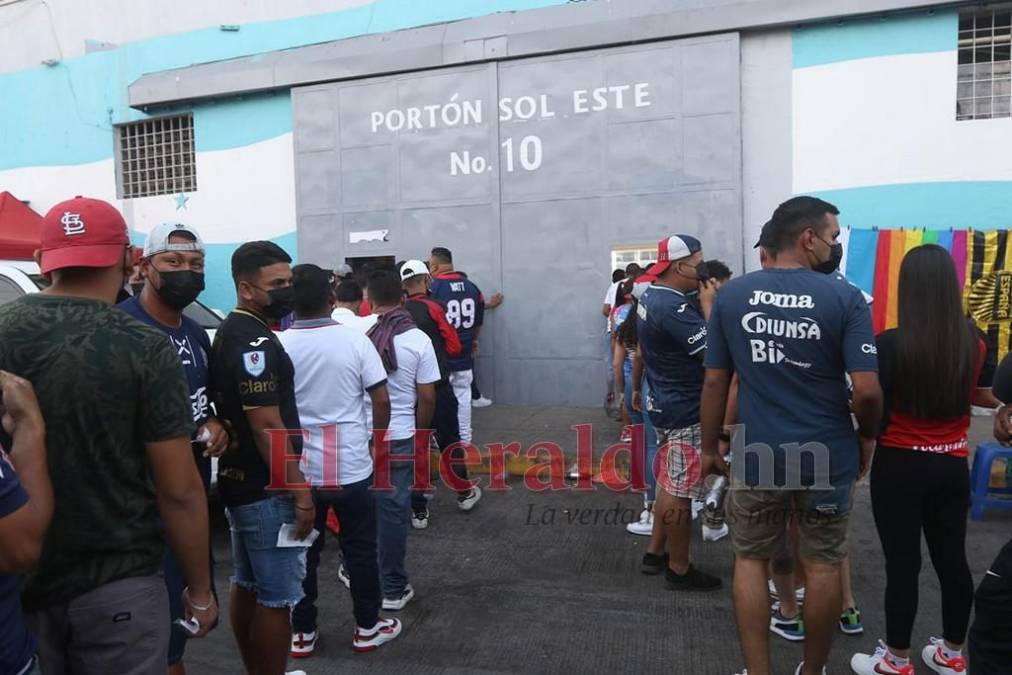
[226,494,307,608]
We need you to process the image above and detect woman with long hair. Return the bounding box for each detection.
[611,285,659,537]
[851,244,993,675]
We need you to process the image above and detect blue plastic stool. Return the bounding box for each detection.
[970,442,1012,521]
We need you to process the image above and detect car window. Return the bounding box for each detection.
[0,276,25,306]
[183,301,222,329]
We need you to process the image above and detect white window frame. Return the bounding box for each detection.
[114,114,197,198]
[957,4,1012,121]
[610,245,656,273]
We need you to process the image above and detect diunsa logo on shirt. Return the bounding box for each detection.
[741,312,822,340]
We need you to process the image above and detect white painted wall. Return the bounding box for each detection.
[793,50,1012,193]
[0,0,374,75]
[741,29,793,272]
[0,133,295,243]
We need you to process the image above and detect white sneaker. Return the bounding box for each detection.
[352,618,402,652]
[286,671,308,675]
[851,640,915,674]
[626,509,653,536]
[691,500,704,520]
[457,486,482,511]
[337,564,351,589]
[289,630,317,658]
[921,637,968,674]
[794,662,826,675]
[382,584,415,611]
[411,507,429,530]
[702,522,729,542]
[472,396,493,408]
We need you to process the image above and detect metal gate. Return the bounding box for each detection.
[292,34,742,406]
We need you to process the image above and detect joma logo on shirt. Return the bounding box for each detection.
[240,379,277,394]
[748,290,815,309]
[741,312,822,340]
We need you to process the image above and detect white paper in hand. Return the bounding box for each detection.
[277,524,320,548]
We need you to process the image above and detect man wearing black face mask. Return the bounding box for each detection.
[636,234,722,591]
[211,241,313,675]
[117,223,228,674]
[700,196,882,675]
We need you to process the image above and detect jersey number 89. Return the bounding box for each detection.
[446,298,476,329]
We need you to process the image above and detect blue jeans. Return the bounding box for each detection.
[623,359,658,503]
[226,494,307,608]
[293,476,381,631]
[377,437,414,598]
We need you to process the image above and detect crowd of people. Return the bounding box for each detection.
[599,196,1012,674]
[0,192,1011,675]
[0,197,500,675]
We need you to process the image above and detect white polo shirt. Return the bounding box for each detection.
[332,306,377,333]
[277,318,386,487]
[383,327,441,441]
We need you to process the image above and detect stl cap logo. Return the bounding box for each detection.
[61,211,86,237]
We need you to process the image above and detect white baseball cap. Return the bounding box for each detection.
[400,259,429,281]
[143,222,204,258]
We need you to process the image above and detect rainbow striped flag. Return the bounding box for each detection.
[844,227,1012,365]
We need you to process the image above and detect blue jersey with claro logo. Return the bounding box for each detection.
[704,268,878,511]
[636,284,707,430]
[429,272,485,372]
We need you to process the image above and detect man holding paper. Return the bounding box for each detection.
[278,264,403,657]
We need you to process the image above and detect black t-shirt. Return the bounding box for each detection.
[212,309,301,507]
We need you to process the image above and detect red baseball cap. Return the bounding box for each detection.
[646,234,702,277]
[39,197,130,274]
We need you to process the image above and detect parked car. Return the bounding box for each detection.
[0,260,225,490]
[0,260,221,342]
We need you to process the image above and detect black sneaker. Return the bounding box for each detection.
[640,551,669,575]
[663,565,722,592]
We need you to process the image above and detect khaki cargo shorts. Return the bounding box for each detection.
[726,484,853,564]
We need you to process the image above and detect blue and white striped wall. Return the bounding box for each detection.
[4,2,1009,309]
[793,8,1012,232]
[0,0,569,311]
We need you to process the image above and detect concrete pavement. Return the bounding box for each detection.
[183,407,1012,674]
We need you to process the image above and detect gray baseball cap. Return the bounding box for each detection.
[143,222,204,258]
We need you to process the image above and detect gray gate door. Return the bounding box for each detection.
[293,34,741,407]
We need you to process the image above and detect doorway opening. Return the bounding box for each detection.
[344,256,397,285]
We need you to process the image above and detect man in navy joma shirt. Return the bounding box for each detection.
[636,234,722,592]
[119,223,229,675]
[700,197,882,675]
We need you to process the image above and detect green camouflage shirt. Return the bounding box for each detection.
[0,294,194,611]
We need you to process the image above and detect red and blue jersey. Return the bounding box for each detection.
[429,272,485,372]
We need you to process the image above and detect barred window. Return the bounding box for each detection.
[115,115,196,198]
[958,6,1012,120]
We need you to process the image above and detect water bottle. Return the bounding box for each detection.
[702,474,729,529]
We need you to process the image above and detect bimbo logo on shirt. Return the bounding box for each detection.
[748,290,815,309]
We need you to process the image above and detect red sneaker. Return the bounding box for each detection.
[353,618,402,653]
